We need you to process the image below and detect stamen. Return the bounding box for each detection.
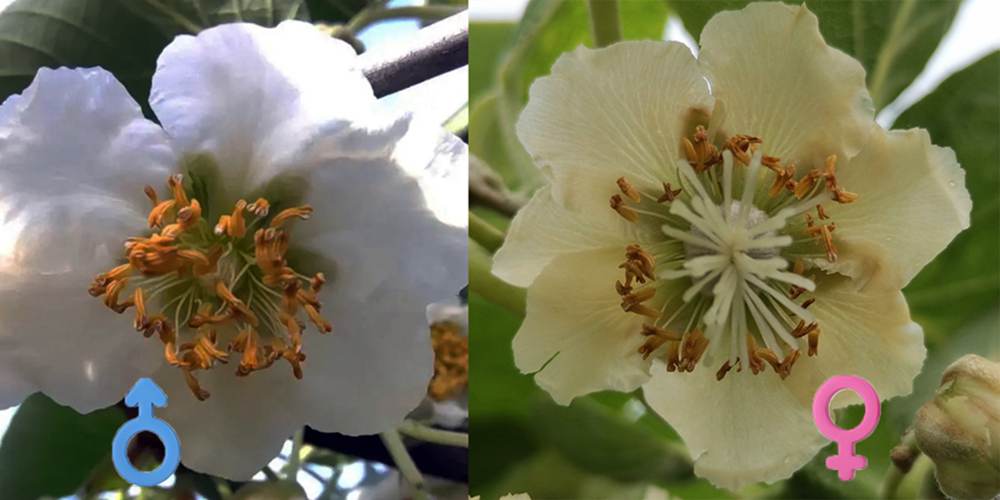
[639,324,682,360]
[610,194,640,222]
[247,198,270,217]
[89,175,334,400]
[428,321,468,400]
[270,206,313,228]
[616,177,642,203]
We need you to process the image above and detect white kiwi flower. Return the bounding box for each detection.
[0,21,466,479]
[493,2,970,489]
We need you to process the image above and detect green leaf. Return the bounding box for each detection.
[667,0,960,110]
[889,307,1000,429]
[122,0,311,36]
[469,21,515,104]
[468,293,693,492]
[533,396,692,483]
[476,0,668,192]
[482,450,652,500]
[303,0,365,23]
[898,52,1000,342]
[0,0,174,114]
[0,393,125,499]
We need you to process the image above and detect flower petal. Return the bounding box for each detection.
[788,272,926,407]
[643,367,824,490]
[0,67,174,412]
[155,286,438,481]
[293,117,467,306]
[154,367,297,480]
[823,128,971,289]
[515,248,652,405]
[150,21,374,198]
[493,185,639,287]
[292,287,434,436]
[516,41,712,213]
[699,2,874,167]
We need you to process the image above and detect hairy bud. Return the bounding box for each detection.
[914,354,1000,500]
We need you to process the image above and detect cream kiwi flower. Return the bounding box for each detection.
[492,2,970,489]
[0,21,467,479]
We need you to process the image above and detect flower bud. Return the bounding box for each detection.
[914,354,1000,500]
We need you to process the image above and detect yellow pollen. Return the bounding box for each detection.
[428,321,468,401]
[88,174,333,400]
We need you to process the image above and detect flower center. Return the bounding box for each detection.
[88,173,331,400]
[610,126,857,381]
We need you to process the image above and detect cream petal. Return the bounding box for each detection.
[514,248,652,405]
[786,272,926,407]
[0,67,174,412]
[699,2,874,168]
[516,41,713,213]
[150,21,374,199]
[644,366,824,490]
[822,128,971,290]
[493,185,641,287]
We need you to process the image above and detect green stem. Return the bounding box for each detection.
[282,428,305,478]
[881,431,920,499]
[261,466,280,481]
[469,241,526,315]
[469,212,506,253]
[380,430,429,500]
[348,5,463,33]
[398,420,469,448]
[587,0,622,48]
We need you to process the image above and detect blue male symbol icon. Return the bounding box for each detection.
[112,378,181,486]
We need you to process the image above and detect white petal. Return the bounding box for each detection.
[154,366,297,480]
[493,185,639,287]
[516,41,712,213]
[0,67,174,412]
[515,249,651,405]
[293,287,434,435]
[699,3,874,167]
[391,116,468,229]
[293,118,467,306]
[644,367,824,490]
[426,300,468,334]
[787,273,926,408]
[150,21,374,198]
[430,397,468,429]
[823,128,971,289]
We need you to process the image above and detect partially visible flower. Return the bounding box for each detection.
[0,21,466,479]
[915,354,1000,500]
[493,2,970,489]
[407,301,468,429]
[420,301,469,429]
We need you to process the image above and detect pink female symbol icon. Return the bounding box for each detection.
[811,375,881,481]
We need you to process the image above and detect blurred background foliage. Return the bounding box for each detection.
[0,0,468,499]
[468,0,998,498]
